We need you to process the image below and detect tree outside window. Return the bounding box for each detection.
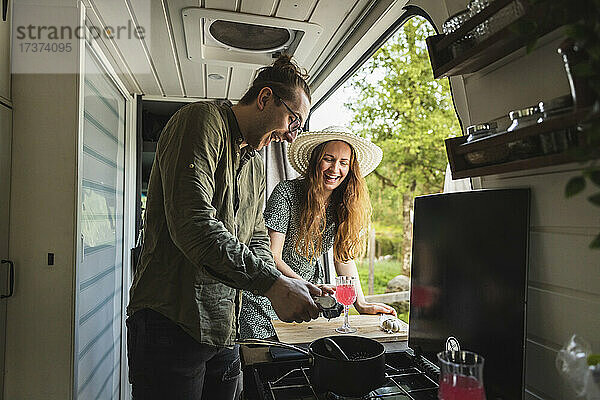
[311,16,461,319]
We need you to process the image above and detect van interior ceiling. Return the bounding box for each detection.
[0,1,598,400]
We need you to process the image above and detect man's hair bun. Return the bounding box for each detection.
[270,54,309,80]
[239,54,311,105]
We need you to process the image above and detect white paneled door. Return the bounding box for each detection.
[0,103,12,400]
[76,43,127,400]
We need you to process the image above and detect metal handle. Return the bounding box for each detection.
[323,337,349,361]
[81,234,85,262]
[2,0,8,22]
[1,259,14,298]
[236,338,311,357]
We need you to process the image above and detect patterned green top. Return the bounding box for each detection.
[240,179,337,339]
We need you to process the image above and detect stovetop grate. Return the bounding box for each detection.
[264,361,439,400]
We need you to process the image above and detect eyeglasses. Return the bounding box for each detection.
[271,90,305,141]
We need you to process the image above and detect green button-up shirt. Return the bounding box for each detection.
[127,101,281,347]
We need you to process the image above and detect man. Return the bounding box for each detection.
[126,55,320,399]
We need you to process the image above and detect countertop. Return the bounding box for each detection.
[241,314,409,366]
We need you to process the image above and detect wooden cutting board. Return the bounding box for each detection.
[271,314,407,344]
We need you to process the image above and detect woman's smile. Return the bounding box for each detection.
[319,140,352,192]
[324,172,341,184]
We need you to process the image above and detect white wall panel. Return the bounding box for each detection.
[131,0,185,96]
[84,4,141,94]
[206,65,229,98]
[529,231,600,294]
[525,341,578,400]
[478,163,600,400]
[463,33,570,125]
[307,0,367,75]
[88,0,161,94]
[205,0,237,10]
[241,0,277,15]
[166,0,206,97]
[228,67,254,100]
[527,287,600,350]
[276,0,316,21]
[7,73,79,400]
[481,167,600,229]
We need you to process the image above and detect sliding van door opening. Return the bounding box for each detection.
[75,42,127,400]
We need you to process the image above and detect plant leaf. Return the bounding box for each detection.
[588,192,600,206]
[589,354,600,365]
[589,232,600,249]
[565,176,586,197]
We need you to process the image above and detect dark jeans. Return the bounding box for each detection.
[126,309,242,400]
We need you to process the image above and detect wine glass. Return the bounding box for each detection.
[335,276,357,334]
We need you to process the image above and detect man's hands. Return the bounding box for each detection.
[316,283,336,295]
[265,275,322,323]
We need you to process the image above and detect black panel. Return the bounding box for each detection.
[408,189,529,400]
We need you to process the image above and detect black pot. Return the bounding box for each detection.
[239,335,386,397]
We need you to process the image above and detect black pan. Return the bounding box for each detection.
[238,335,386,397]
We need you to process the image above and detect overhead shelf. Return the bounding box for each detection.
[426,0,562,78]
[446,109,599,179]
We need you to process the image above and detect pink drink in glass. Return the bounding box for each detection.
[439,374,486,400]
[335,284,357,306]
[335,276,357,333]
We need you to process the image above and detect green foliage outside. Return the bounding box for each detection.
[356,258,402,295]
[344,17,460,279]
[398,312,409,324]
[346,16,460,229]
[371,223,403,259]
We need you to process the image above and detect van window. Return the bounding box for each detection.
[311,16,461,321]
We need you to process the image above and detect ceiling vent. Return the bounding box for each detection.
[207,20,294,53]
[182,8,321,68]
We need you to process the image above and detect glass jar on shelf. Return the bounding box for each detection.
[507,105,542,132]
[468,0,492,14]
[507,105,543,159]
[468,0,526,43]
[442,9,475,58]
[468,0,492,42]
[466,121,498,143]
[537,95,575,153]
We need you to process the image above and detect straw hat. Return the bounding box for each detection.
[288,126,383,177]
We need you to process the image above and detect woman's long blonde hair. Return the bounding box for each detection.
[295,141,372,262]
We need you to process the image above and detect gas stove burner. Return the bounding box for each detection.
[248,352,439,400]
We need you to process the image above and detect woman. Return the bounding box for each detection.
[240,126,396,339]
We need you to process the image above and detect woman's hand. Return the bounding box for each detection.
[316,283,336,295]
[355,301,397,317]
